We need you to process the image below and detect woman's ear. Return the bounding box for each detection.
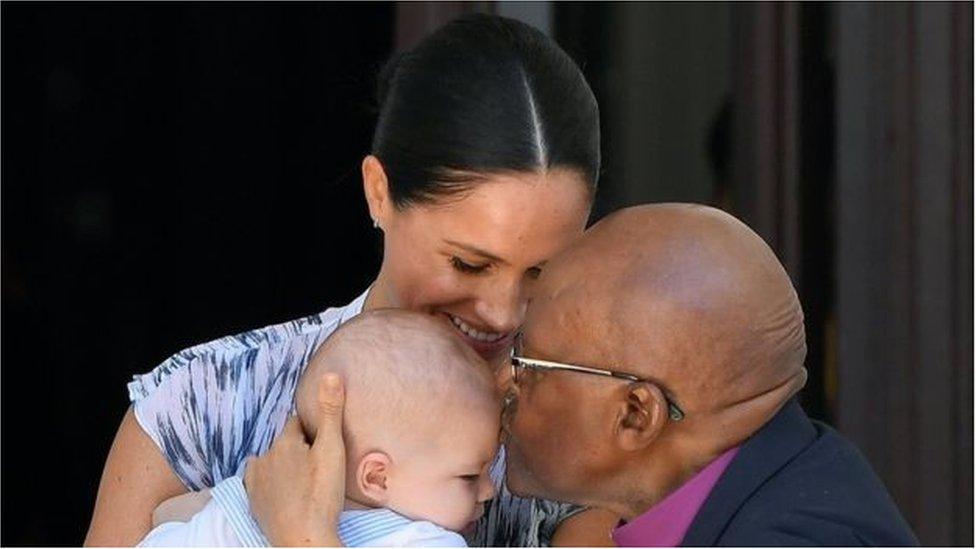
[615,383,669,452]
[362,155,392,230]
[356,451,393,505]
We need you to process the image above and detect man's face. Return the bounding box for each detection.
[501,298,624,505]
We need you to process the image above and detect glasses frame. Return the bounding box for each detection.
[510,350,686,422]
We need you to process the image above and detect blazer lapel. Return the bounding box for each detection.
[681,399,817,546]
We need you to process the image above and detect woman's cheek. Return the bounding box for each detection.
[406,272,475,311]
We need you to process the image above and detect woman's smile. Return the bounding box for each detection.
[444,312,515,358]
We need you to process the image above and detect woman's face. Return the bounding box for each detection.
[365,159,592,363]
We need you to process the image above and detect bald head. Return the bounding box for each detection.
[530,203,807,440]
[297,309,496,457]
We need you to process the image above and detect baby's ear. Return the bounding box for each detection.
[357,451,392,505]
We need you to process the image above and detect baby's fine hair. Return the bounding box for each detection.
[296,309,497,454]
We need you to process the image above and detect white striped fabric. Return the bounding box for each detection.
[211,476,269,547]
[338,509,413,546]
[211,475,464,547]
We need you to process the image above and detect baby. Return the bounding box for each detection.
[139,309,500,547]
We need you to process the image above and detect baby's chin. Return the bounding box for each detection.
[459,518,479,537]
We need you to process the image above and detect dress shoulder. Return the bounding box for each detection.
[127,309,344,403]
[126,290,368,490]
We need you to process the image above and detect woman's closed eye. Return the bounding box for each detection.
[451,256,491,275]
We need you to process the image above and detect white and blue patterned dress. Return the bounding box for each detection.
[127,289,581,547]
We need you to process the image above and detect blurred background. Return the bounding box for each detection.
[2,2,972,546]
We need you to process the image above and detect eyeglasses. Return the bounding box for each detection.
[510,333,685,421]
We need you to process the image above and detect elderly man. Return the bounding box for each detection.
[501,203,917,546]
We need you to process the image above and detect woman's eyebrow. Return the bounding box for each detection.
[444,239,507,264]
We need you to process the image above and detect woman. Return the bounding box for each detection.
[86,14,603,546]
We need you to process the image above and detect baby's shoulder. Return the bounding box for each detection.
[365,520,467,548]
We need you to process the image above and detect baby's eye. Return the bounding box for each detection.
[451,256,490,275]
[459,474,481,482]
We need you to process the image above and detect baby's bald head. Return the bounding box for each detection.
[296,309,497,458]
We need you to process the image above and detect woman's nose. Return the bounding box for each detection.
[475,276,525,334]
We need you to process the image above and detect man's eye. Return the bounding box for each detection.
[526,266,543,280]
[451,256,489,274]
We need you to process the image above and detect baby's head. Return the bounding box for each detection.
[296,309,500,532]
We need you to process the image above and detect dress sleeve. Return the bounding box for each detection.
[127,327,319,490]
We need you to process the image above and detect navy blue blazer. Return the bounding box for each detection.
[681,399,919,546]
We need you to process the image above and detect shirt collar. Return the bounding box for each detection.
[338,508,413,546]
[211,475,414,547]
[611,446,740,547]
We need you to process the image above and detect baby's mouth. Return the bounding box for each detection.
[468,509,485,529]
[461,520,479,536]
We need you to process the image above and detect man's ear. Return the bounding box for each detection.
[356,451,393,505]
[362,155,392,230]
[615,382,669,451]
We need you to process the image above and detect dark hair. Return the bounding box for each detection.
[372,14,600,207]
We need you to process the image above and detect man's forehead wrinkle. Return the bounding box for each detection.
[531,285,607,362]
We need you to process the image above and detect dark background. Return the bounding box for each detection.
[2,2,972,546]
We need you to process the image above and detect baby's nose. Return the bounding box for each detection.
[478,474,497,502]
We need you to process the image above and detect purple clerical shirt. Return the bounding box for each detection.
[611,447,740,547]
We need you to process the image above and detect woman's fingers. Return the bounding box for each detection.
[245,422,338,546]
[311,374,345,455]
[309,374,346,528]
[280,415,310,447]
[243,378,346,547]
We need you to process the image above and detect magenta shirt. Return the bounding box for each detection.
[611,447,740,547]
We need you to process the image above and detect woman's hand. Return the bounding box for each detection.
[245,374,347,546]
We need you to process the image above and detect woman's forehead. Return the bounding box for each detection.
[418,170,589,223]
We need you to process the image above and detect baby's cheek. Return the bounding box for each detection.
[436,485,477,531]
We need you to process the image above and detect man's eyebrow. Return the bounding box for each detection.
[444,239,507,265]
